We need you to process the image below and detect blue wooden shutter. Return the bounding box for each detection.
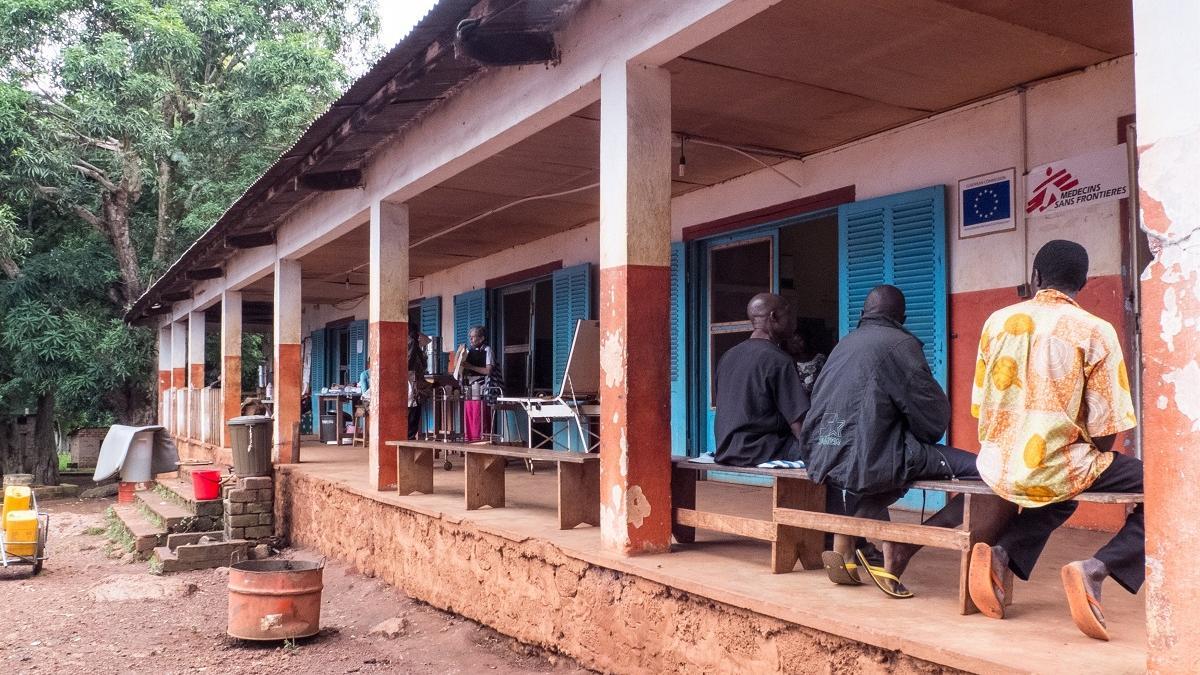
[837,185,947,387]
[552,263,592,390]
[309,329,326,427]
[669,243,687,456]
[419,296,442,338]
[453,289,487,350]
[348,320,368,380]
[839,186,948,511]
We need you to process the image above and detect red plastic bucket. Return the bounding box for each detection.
[192,469,222,501]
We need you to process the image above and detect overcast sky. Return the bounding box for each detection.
[377,0,440,48]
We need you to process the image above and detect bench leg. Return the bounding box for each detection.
[959,492,1019,615]
[396,446,434,495]
[670,467,697,544]
[772,478,825,572]
[465,453,506,510]
[557,461,600,529]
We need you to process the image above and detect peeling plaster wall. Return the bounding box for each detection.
[276,468,957,675]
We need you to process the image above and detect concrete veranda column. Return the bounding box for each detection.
[597,61,672,555]
[188,310,205,388]
[221,290,243,448]
[170,320,187,389]
[157,326,171,397]
[368,201,409,491]
[1133,2,1200,670]
[274,259,303,464]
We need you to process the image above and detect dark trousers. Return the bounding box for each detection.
[407,406,421,440]
[996,452,1144,593]
[850,444,981,521]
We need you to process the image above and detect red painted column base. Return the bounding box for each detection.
[599,265,672,555]
[369,321,408,490]
[274,342,302,464]
[222,355,242,448]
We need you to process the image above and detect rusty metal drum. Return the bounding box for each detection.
[228,559,324,640]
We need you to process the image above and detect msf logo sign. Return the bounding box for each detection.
[1026,166,1079,214]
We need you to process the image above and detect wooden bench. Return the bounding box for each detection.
[670,457,827,574]
[386,440,601,530]
[672,457,1144,614]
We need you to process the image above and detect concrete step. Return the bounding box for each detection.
[109,504,166,558]
[135,490,191,530]
[151,539,250,574]
[154,475,224,518]
[166,530,224,551]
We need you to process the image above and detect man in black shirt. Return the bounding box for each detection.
[714,293,810,466]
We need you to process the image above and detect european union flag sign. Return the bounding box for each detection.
[958,168,1016,238]
[963,180,1011,226]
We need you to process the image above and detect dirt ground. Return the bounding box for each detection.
[0,498,593,675]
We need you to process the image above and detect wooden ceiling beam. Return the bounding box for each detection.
[225,231,275,249]
[186,267,224,280]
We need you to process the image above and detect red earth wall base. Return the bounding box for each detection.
[274,468,957,675]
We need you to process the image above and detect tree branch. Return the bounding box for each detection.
[72,161,118,193]
[0,254,19,280]
[69,203,105,233]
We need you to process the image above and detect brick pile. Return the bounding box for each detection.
[223,476,275,541]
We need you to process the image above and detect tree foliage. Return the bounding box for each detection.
[0,0,380,481]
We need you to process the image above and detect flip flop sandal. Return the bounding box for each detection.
[968,543,1007,619]
[821,550,864,585]
[1062,563,1110,641]
[855,548,913,599]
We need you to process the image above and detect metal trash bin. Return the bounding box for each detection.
[227,415,273,477]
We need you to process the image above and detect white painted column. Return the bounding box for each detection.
[188,310,206,389]
[368,201,410,491]
[274,259,303,463]
[221,290,243,448]
[157,326,171,426]
[597,61,673,555]
[170,320,187,389]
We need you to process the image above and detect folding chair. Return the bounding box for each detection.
[497,319,600,453]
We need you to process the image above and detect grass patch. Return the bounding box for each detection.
[57,453,71,471]
[148,556,165,576]
[104,507,135,554]
[135,501,166,529]
[82,526,106,536]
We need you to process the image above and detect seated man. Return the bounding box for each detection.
[713,293,810,468]
[801,284,980,597]
[969,240,1140,641]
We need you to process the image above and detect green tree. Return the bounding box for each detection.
[0,0,379,483]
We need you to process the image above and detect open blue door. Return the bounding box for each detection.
[552,263,593,451]
[453,289,487,351]
[838,185,948,509]
[669,242,687,457]
[309,328,326,433]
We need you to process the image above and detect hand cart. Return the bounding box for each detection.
[1,491,49,575]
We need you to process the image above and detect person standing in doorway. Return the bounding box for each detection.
[968,240,1141,641]
[407,329,431,439]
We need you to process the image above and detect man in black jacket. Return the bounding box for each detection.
[800,285,980,597]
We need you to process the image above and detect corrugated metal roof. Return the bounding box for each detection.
[129,0,581,322]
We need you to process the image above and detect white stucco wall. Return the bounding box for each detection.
[671,56,1134,294]
[306,56,1133,333]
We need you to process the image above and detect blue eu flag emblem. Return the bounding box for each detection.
[962,179,1011,227]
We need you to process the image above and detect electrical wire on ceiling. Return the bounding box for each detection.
[411,181,600,249]
[408,133,802,251]
[685,136,804,191]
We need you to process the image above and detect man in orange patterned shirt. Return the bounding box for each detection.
[968,240,1141,641]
